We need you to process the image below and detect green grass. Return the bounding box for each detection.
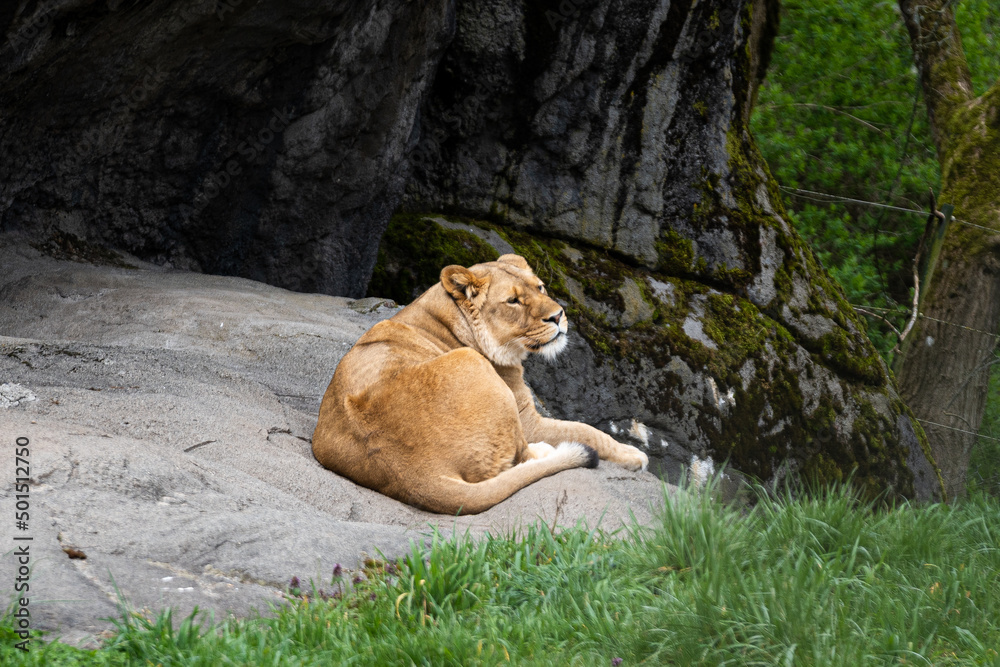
[4,481,1000,665]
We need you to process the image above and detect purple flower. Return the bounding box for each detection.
[612,659,623,667]
[369,592,377,601]
[332,563,343,579]
[289,576,300,590]
[352,574,365,585]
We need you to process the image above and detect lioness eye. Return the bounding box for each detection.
[538,284,546,294]
[507,295,520,305]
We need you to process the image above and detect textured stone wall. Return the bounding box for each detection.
[1,0,452,296]
[392,0,943,500]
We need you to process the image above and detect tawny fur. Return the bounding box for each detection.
[312,254,649,515]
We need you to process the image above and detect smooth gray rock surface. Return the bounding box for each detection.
[0,234,670,646]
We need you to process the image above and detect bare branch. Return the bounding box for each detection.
[854,306,903,340]
[894,264,921,353]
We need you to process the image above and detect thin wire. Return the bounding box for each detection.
[850,304,1000,340]
[940,217,998,235]
[850,303,898,313]
[917,418,1000,443]
[780,186,925,214]
[917,314,1000,340]
[779,186,1000,234]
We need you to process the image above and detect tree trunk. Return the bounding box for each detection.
[895,0,1000,499]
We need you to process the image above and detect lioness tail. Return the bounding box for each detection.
[419,441,597,515]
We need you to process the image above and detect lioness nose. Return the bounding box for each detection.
[545,309,563,325]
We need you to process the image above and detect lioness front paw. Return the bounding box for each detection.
[615,444,649,472]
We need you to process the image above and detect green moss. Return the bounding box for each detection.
[708,9,721,30]
[31,229,137,269]
[719,126,888,387]
[930,85,1000,278]
[801,451,845,487]
[703,293,768,380]
[655,229,695,275]
[816,328,884,386]
[367,213,500,303]
[712,262,754,286]
[370,212,934,500]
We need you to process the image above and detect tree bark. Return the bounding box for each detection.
[896,0,1000,499]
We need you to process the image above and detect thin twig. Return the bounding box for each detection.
[853,306,903,339]
[894,190,937,352]
[184,439,217,453]
[550,490,568,534]
[942,412,976,431]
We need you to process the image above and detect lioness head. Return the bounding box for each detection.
[440,254,569,366]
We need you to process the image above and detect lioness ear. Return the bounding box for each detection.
[441,265,487,302]
[496,254,530,271]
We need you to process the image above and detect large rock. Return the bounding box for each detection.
[1,0,452,296]
[373,215,943,501]
[389,0,943,500]
[0,234,670,645]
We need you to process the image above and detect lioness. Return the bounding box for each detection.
[312,254,649,514]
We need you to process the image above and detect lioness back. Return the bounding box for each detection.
[312,254,645,514]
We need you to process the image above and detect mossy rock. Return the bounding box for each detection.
[367,213,500,303]
[369,213,944,502]
[368,0,939,501]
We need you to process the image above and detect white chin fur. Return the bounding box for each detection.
[537,331,568,362]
